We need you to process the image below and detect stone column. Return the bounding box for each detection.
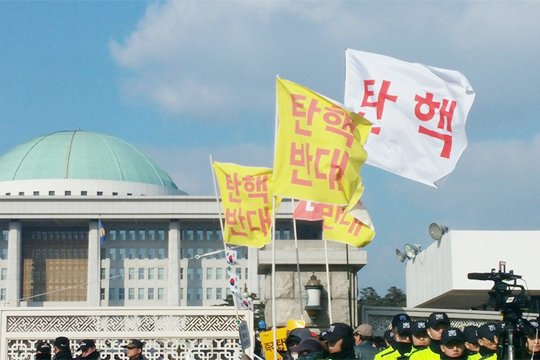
[167,220,180,306]
[87,221,100,306]
[6,221,21,307]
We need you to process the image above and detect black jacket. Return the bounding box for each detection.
[54,349,73,359]
[75,350,100,359]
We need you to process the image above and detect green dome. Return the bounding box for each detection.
[0,130,180,191]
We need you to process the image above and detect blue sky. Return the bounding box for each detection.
[1,1,540,295]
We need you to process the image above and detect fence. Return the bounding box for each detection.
[0,307,253,360]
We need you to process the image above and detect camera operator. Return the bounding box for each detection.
[477,323,498,360]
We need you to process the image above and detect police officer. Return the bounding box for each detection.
[35,341,52,360]
[320,323,356,360]
[375,314,411,360]
[477,323,498,360]
[462,326,480,360]
[523,319,540,359]
[440,328,467,360]
[409,312,451,360]
[380,320,413,360]
[410,320,430,354]
[122,339,146,360]
[53,337,73,359]
[75,340,100,359]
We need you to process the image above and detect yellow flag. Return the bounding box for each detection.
[321,201,375,248]
[213,162,281,248]
[274,78,372,210]
[259,328,289,360]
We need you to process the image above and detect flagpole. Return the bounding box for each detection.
[272,77,279,360]
[210,156,243,354]
[323,237,333,324]
[271,195,278,360]
[291,199,304,322]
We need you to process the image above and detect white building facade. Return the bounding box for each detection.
[405,230,540,312]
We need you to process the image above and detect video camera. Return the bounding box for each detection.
[468,262,533,360]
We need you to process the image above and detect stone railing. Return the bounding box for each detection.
[0,307,253,360]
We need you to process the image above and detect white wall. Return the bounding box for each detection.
[406,230,540,308]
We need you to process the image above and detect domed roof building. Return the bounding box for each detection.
[0,130,186,196]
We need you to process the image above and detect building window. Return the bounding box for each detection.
[119,230,126,241]
[2,230,8,241]
[149,230,156,241]
[283,229,291,239]
[206,248,213,259]
[216,268,223,280]
[109,288,116,300]
[187,248,194,258]
[33,191,39,196]
[148,268,154,280]
[48,191,55,196]
[65,191,71,196]
[158,288,164,300]
[196,287,202,300]
[236,268,242,280]
[187,268,193,280]
[139,230,146,241]
[110,230,117,241]
[148,248,155,260]
[100,268,106,280]
[187,230,194,241]
[216,230,222,240]
[138,248,145,260]
[206,288,213,300]
[128,268,135,280]
[197,230,204,241]
[129,230,136,241]
[2,249,7,260]
[158,230,165,241]
[81,191,87,196]
[129,248,136,259]
[158,248,165,259]
[109,268,116,279]
[216,288,222,300]
[119,268,125,280]
[187,288,193,300]
[119,248,126,260]
[138,268,144,280]
[206,268,213,280]
[1,268,7,280]
[148,288,154,300]
[100,288,105,300]
[97,191,103,196]
[206,230,213,240]
[138,288,144,300]
[226,288,232,296]
[0,288,6,301]
[109,248,116,261]
[180,288,183,300]
[119,288,125,300]
[196,268,202,280]
[245,268,248,280]
[179,268,183,280]
[128,288,135,300]
[158,268,164,280]
[112,192,118,196]
[196,248,203,256]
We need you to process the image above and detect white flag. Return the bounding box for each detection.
[344,49,475,188]
[227,267,240,294]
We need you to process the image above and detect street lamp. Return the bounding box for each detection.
[304,272,323,322]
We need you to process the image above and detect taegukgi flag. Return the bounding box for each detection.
[344,49,475,188]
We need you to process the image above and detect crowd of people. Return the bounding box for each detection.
[33,338,145,359]
[32,311,540,360]
[281,312,540,360]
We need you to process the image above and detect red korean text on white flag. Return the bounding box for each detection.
[344,49,475,188]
